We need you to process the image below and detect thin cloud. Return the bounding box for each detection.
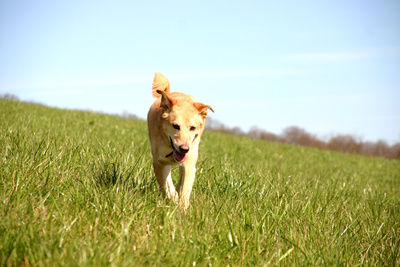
[34,89,85,96]
[283,52,372,62]
[2,75,151,91]
[3,69,311,91]
[170,69,309,80]
[283,47,400,62]
[366,115,400,121]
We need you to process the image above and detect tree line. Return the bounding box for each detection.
[205,117,400,160]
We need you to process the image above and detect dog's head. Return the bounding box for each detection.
[157,89,214,162]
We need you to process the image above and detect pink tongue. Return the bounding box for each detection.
[174,150,187,162]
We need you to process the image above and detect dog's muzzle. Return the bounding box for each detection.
[166,137,188,162]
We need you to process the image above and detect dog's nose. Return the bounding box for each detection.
[179,144,189,154]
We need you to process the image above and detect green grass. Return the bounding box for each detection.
[1,99,399,266]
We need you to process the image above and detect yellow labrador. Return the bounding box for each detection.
[147,73,214,209]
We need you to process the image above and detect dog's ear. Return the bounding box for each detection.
[193,102,214,119]
[157,90,176,111]
[152,72,171,97]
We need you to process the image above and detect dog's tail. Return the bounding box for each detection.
[152,72,171,98]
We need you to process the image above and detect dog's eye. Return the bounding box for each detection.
[190,126,196,131]
[172,124,180,130]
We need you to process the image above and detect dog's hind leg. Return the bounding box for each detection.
[153,163,178,203]
[177,164,196,210]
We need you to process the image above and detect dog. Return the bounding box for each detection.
[147,73,214,209]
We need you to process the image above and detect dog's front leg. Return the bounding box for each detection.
[177,163,196,210]
[153,162,178,203]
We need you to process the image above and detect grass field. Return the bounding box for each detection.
[1,98,399,266]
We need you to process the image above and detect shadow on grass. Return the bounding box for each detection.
[94,162,121,187]
[92,157,156,194]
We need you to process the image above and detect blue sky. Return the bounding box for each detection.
[1,0,399,144]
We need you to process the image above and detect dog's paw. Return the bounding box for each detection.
[179,198,190,210]
[166,191,179,204]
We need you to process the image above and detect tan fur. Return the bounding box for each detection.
[147,72,214,209]
[151,72,170,97]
